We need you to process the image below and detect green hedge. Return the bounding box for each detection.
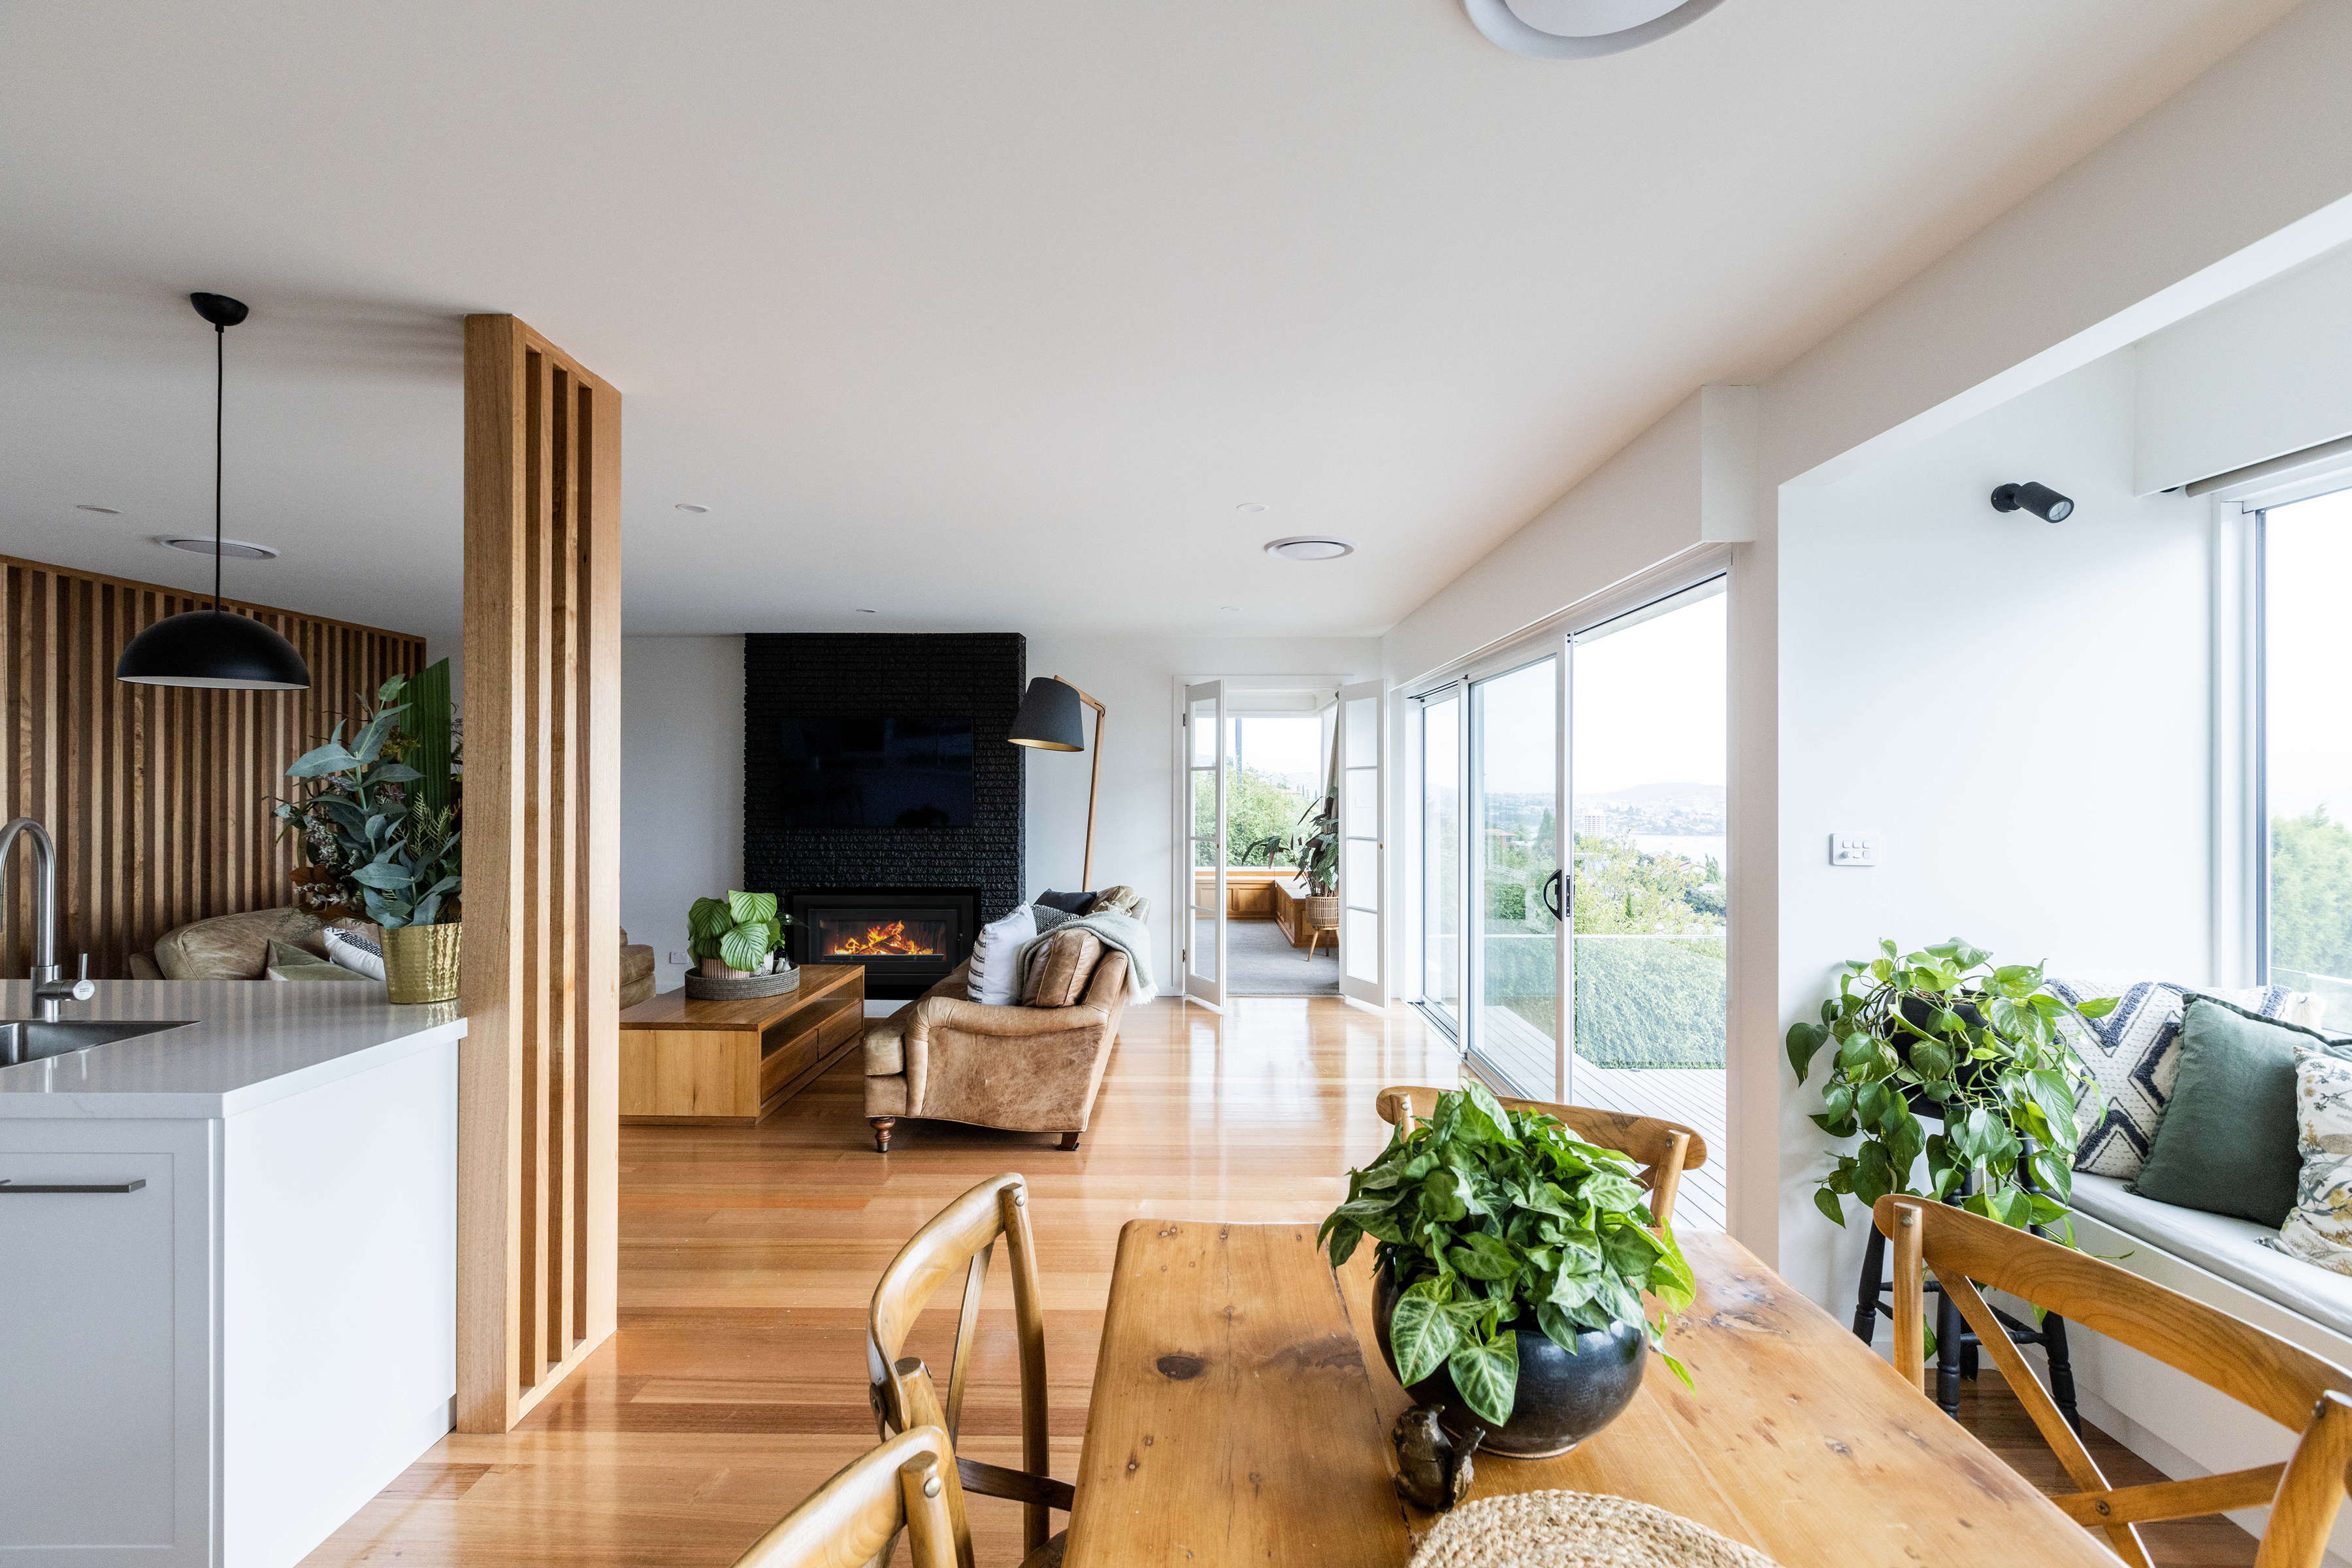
[1477,935,1726,1070]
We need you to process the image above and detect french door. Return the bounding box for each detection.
[1181,679,1226,1008]
[1336,679,1385,1007]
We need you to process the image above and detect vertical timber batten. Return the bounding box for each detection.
[458,314,621,1432]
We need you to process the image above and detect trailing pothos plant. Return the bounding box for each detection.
[1787,939,2113,1236]
[1318,1083,1697,1428]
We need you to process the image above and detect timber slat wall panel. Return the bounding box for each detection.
[0,555,423,978]
[459,314,620,1432]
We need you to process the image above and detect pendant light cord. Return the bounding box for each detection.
[212,322,225,611]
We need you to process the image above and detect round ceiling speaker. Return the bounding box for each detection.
[1463,0,1727,59]
[1264,536,1355,561]
[159,535,278,561]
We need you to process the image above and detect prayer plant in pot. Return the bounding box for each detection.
[1787,938,2112,1235]
[1320,1083,1695,1458]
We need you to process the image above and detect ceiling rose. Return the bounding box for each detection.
[1463,0,1727,59]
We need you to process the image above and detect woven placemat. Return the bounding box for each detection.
[1409,1491,1782,1568]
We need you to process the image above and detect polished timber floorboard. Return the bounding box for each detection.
[303,996,2251,1568]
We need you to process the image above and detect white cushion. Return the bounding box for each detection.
[321,925,387,981]
[2270,1047,2352,1278]
[966,905,1037,1005]
[2070,1172,2352,1339]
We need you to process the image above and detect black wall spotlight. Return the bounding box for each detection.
[1990,481,2074,523]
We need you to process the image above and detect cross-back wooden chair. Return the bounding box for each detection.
[1375,1084,1708,1230]
[868,1173,1070,1565]
[1875,1194,2352,1568]
[729,1425,974,1568]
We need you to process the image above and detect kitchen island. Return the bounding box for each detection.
[0,981,466,1568]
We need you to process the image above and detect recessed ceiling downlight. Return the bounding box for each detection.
[159,535,278,561]
[1464,0,1726,58]
[1264,536,1354,562]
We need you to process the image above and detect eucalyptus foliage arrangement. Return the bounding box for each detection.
[1319,1083,1696,1428]
[272,664,461,930]
[689,890,791,975]
[1788,938,2112,1234]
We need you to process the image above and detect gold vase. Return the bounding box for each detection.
[382,922,463,1005]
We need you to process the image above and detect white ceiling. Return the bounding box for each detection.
[0,0,2300,650]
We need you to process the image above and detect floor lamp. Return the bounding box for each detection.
[1009,675,1107,888]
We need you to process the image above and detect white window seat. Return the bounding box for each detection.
[2068,1172,2352,1339]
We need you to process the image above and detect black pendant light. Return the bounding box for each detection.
[115,293,312,691]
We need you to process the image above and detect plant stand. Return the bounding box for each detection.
[1849,1169,2080,1432]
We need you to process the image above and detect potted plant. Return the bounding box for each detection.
[1787,938,2112,1233]
[272,662,463,1004]
[684,890,796,999]
[1320,1083,1695,1457]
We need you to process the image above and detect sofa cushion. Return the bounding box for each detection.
[1023,928,1103,1007]
[1091,885,1147,920]
[2131,998,2310,1226]
[1035,889,1098,916]
[968,905,1037,1004]
[2269,1047,2352,1278]
[155,907,326,980]
[2053,979,2306,1179]
[321,924,387,981]
[265,939,374,983]
[2071,1172,2352,1339]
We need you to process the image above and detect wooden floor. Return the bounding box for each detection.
[302,996,2252,1568]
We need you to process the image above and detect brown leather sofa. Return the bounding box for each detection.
[862,951,1131,1153]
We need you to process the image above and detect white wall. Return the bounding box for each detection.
[619,636,745,990]
[1774,350,2212,1306]
[1024,633,1379,985]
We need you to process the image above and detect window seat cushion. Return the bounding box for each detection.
[2070,1172,2352,1339]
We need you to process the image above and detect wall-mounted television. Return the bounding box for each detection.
[777,716,973,828]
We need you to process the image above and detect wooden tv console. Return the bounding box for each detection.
[619,964,866,1125]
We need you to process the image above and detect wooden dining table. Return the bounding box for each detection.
[1060,1220,2123,1567]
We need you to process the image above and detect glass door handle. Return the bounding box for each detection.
[1541,870,1565,921]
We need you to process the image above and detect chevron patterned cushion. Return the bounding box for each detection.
[2053,979,2302,1179]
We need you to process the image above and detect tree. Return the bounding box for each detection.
[2274,808,2352,983]
[1224,764,1313,867]
[1569,835,1718,936]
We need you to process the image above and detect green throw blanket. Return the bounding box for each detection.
[1015,908,1157,1003]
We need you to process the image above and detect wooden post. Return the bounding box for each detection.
[457,314,621,1431]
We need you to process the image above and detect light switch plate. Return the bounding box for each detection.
[668,951,691,966]
[1830,832,1880,867]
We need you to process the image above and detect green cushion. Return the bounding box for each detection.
[264,938,371,982]
[2130,997,2315,1226]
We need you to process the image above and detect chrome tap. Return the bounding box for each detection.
[0,819,97,1022]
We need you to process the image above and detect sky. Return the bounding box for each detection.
[1447,585,1727,798]
[2267,489,2352,822]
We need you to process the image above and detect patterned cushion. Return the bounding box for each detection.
[1022,928,1103,1008]
[2268,1047,2352,1277]
[2053,980,2302,1178]
[966,904,1037,1005]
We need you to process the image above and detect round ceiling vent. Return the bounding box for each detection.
[159,535,278,561]
[1463,0,1727,59]
[1264,536,1354,562]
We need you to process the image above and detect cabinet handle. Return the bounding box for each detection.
[0,1177,147,1194]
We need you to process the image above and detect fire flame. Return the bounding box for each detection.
[830,920,941,957]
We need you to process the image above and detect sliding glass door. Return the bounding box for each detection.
[1412,576,1727,1228]
[1566,581,1727,1228]
[1467,657,1562,1098]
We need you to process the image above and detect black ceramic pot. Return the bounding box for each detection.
[1371,1266,1644,1458]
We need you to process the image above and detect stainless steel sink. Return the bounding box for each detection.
[0,1018,193,1068]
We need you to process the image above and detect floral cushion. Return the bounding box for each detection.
[2267,1047,2352,1277]
[2051,980,2302,1179]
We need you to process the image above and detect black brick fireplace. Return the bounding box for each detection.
[745,634,1025,1000]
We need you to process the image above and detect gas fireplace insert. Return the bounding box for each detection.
[785,887,979,1000]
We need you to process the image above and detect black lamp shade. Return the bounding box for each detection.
[1008,676,1085,751]
[116,609,312,691]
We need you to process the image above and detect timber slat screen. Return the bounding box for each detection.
[459,314,621,1431]
[0,555,423,978]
